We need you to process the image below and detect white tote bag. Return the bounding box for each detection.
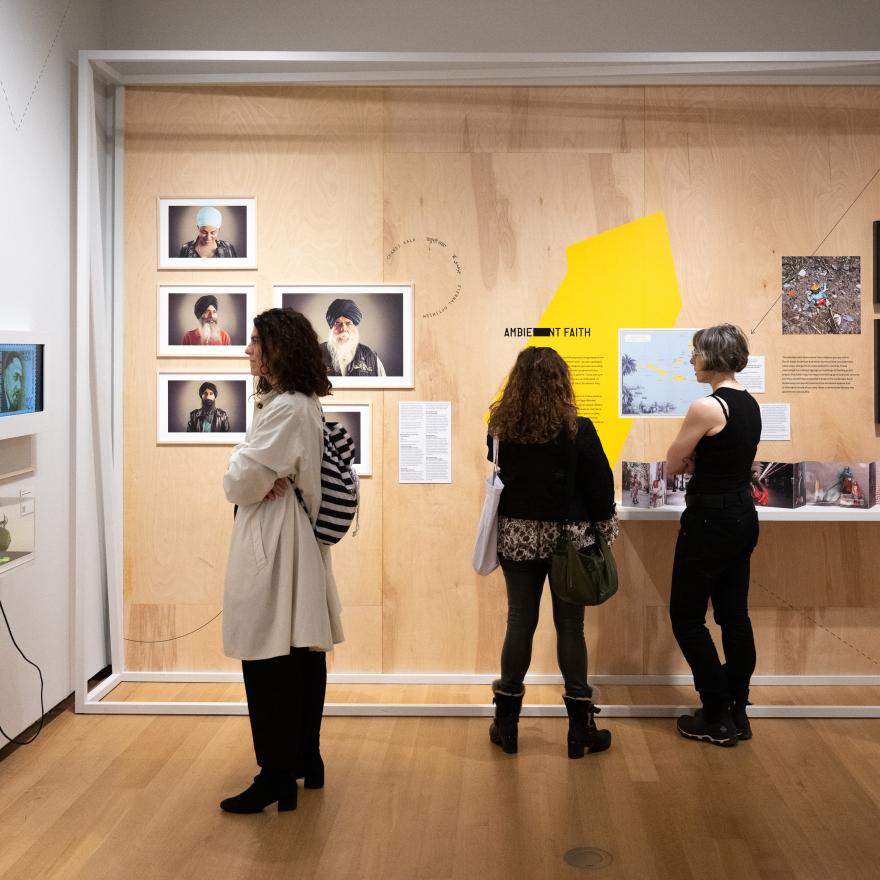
[472,436,504,576]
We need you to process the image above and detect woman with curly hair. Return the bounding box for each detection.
[486,347,617,758]
[220,308,344,813]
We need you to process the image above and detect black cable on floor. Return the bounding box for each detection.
[0,598,45,745]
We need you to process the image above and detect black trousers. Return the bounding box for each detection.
[669,501,759,716]
[498,558,591,699]
[241,647,327,771]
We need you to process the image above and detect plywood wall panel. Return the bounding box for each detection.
[123,85,880,682]
[384,87,644,155]
[124,87,386,671]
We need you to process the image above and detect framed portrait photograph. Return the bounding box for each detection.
[274,284,413,389]
[157,373,252,445]
[158,198,256,270]
[322,402,372,476]
[158,285,254,357]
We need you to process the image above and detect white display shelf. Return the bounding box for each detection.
[619,504,880,522]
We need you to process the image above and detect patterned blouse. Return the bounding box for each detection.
[498,514,619,562]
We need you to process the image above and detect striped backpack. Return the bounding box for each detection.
[297,418,360,545]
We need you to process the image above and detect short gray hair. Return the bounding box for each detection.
[692,324,749,373]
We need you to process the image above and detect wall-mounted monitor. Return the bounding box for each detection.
[0,334,46,440]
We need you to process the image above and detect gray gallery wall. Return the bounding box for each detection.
[0,0,107,743]
[103,0,880,52]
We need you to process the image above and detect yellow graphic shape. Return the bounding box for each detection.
[672,374,687,381]
[528,212,682,466]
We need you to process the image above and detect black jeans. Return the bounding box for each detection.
[498,558,591,699]
[669,502,759,716]
[241,647,327,770]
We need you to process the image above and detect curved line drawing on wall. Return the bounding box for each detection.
[0,0,73,132]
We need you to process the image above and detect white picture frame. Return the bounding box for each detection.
[322,402,372,476]
[274,284,414,389]
[158,285,255,357]
[157,372,252,445]
[158,197,256,270]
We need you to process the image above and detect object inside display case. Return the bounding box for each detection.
[0,491,35,574]
[0,344,43,417]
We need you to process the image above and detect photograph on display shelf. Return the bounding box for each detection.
[781,255,861,335]
[158,198,256,269]
[802,461,875,508]
[158,285,254,357]
[322,403,372,476]
[621,460,666,508]
[619,328,708,418]
[0,490,35,576]
[157,373,251,445]
[665,470,692,506]
[749,461,806,509]
[274,284,413,389]
[0,344,43,417]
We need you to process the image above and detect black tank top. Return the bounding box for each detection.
[686,387,761,495]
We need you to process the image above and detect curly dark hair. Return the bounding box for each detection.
[252,308,332,397]
[488,347,578,443]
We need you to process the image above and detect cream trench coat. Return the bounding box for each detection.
[222,390,344,660]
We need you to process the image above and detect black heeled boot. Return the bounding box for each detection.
[563,695,611,758]
[489,680,524,754]
[220,769,297,813]
[294,650,327,789]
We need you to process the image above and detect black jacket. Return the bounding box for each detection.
[488,417,615,523]
[186,407,230,433]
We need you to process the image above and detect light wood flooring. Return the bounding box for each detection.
[1,707,879,879]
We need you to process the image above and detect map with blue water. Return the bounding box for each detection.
[618,328,709,418]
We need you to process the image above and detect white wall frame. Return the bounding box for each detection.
[75,50,880,718]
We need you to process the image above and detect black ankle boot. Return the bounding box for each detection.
[220,769,297,813]
[296,754,325,789]
[489,680,524,754]
[563,695,611,758]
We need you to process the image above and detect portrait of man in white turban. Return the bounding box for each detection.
[179,206,239,259]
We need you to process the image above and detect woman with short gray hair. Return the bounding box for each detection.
[665,324,761,748]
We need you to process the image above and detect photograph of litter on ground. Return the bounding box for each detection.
[781,256,861,334]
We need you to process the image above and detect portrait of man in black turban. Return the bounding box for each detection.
[319,298,386,378]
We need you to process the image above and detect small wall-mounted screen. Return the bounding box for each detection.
[0,344,44,417]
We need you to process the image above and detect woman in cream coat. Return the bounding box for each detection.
[220,308,343,814]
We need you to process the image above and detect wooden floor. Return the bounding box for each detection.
[1,710,879,879]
